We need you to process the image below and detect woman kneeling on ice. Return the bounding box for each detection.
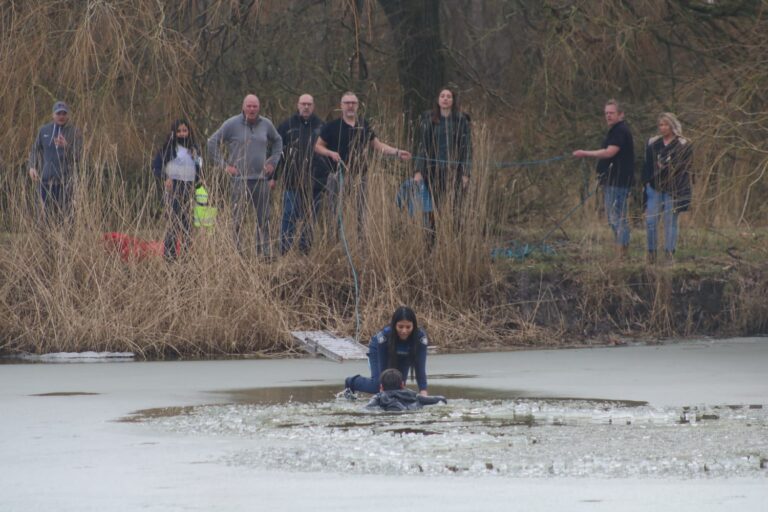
[344,306,430,396]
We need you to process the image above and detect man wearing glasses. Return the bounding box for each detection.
[276,93,327,254]
[315,92,410,231]
[316,91,410,174]
[28,101,83,225]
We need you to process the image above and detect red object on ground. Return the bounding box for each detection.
[103,232,166,261]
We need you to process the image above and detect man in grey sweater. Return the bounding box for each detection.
[28,101,83,224]
[207,94,283,256]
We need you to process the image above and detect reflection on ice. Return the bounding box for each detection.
[135,388,768,479]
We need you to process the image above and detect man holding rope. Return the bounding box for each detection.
[573,99,635,260]
[314,91,411,232]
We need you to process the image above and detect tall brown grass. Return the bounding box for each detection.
[1,1,767,357]
[0,117,527,356]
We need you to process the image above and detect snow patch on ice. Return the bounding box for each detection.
[6,351,135,362]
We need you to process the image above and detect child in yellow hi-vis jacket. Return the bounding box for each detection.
[193,186,217,232]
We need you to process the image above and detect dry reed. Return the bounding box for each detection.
[1,1,767,357]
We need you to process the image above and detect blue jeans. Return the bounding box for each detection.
[344,336,381,394]
[645,184,678,253]
[603,186,630,247]
[279,187,323,254]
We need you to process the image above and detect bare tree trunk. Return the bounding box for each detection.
[378,0,446,118]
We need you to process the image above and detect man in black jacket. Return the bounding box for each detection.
[365,369,447,412]
[276,94,328,254]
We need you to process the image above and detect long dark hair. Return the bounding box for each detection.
[387,306,419,369]
[160,119,197,166]
[430,86,461,125]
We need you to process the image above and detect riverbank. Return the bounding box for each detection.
[1,220,766,358]
[497,256,768,346]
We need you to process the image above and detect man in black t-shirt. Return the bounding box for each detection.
[314,92,411,229]
[573,99,635,258]
[315,91,411,171]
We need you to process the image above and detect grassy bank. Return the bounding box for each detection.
[1,137,766,358]
[0,130,498,357]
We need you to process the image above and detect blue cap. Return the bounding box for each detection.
[52,101,69,114]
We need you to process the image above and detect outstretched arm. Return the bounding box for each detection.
[372,137,411,161]
[572,145,619,159]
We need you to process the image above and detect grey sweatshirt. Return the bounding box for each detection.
[207,114,283,180]
[28,122,83,183]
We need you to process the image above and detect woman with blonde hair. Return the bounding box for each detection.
[642,112,693,263]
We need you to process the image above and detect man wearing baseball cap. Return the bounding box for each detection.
[28,100,83,224]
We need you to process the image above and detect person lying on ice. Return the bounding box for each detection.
[365,369,447,412]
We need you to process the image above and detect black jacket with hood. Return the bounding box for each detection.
[365,389,447,412]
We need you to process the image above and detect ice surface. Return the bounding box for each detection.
[2,338,767,512]
[141,398,768,478]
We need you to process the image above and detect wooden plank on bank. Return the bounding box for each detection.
[291,331,369,362]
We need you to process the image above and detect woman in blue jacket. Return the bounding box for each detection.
[344,306,430,396]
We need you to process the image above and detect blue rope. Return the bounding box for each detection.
[411,154,568,169]
[409,151,583,261]
[492,184,599,261]
[336,162,361,341]
[495,155,567,168]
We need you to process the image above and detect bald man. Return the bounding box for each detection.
[208,94,283,256]
[275,94,328,254]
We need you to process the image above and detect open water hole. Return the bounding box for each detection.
[126,384,768,479]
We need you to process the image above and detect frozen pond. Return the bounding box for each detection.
[132,384,767,479]
[1,337,767,511]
